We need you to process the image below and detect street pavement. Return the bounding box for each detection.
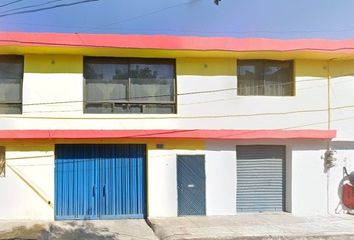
[148,213,354,240]
[1,213,354,239]
[0,219,157,240]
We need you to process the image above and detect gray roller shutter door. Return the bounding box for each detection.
[236,145,285,213]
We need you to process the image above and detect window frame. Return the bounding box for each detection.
[83,57,177,114]
[237,59,295,96]
[0,55,24,114]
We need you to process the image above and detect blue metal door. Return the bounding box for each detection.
[55,145,100,220]
[55,144,146,220]
[177,155,206,216]
[99,144,146,219]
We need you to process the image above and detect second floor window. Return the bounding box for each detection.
[0,55,23,114]
[84,57,176,114]
[237,60,294,96]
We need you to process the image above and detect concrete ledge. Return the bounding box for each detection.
[0,219,157,240]
[148,213,354,240]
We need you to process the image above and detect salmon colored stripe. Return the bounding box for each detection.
[0,32,354,53]
[0,129,336,140]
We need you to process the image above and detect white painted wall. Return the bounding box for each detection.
[148,140,346,217]
[290,142,328,215]
[147,149,178,217]
[330,61,354,141]
[0,147,54,220]
[205,145,237,216]
[1,55,354,219]
[0,140,353,219]
[0,57,339,135]
[205,140,343,216]
[147,147,237,217]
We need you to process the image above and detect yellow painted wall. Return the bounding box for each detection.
[177,58,236,76]
[2,54,354,140]
[0,139,205,151]
[0,139,204,219]
[330,59,354,77]
[24,54,83,74]
[1,45,354,60]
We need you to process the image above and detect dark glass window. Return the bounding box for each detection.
[0,55,23,114]
[84,57,176,114]
[237,60,294,96]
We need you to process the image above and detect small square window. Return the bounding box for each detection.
[237,60,294,96]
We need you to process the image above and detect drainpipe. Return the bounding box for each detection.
[326,59,332,215]
[327,60,331,135]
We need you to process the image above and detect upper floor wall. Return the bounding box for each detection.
[0,54,353,141]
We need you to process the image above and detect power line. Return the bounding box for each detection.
[5,114,354,168]
[9,103,354,119]
[0,0,23,8]
[4,20,354,36]
[15,76,350,108]
[83,1,193,33]
[2,37,354,53]
[0,0,99,18]
[1,1,354,36]
[0,0,67,14]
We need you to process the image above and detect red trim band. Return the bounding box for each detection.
[0,129,336,140]
[0,32,354,53]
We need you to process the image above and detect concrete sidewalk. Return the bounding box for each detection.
[0,219,158,240]
[148,213,354,240]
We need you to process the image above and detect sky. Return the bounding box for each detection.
[0,0,354,39]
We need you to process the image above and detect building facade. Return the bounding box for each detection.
[0,33,353,220]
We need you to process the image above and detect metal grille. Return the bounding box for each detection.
[177,155,206,216]
[236,145,285,213]
[55,144,146,220]
[0,146,5,177]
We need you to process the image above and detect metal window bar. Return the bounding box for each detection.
[84,78,176,114]
[237,60,294,96]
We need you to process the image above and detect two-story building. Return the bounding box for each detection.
[0,32,353,220]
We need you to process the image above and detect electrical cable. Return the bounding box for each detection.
[3,37,354,53]
[0,0,23,8]
[7,77,342,108]
[4,20,354,36]
[0,0,66,14]
[0,0,99,18]
[4,112,354,167]
[16,78,354,116]
[83,0,194,33]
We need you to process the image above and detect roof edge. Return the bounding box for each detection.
[0,129,336,140]
[0,32,354,53]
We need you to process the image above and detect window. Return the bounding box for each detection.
[0,146,5,177]
[237,60,294,96]
[0,55,23,114]
[84,57,176,114]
